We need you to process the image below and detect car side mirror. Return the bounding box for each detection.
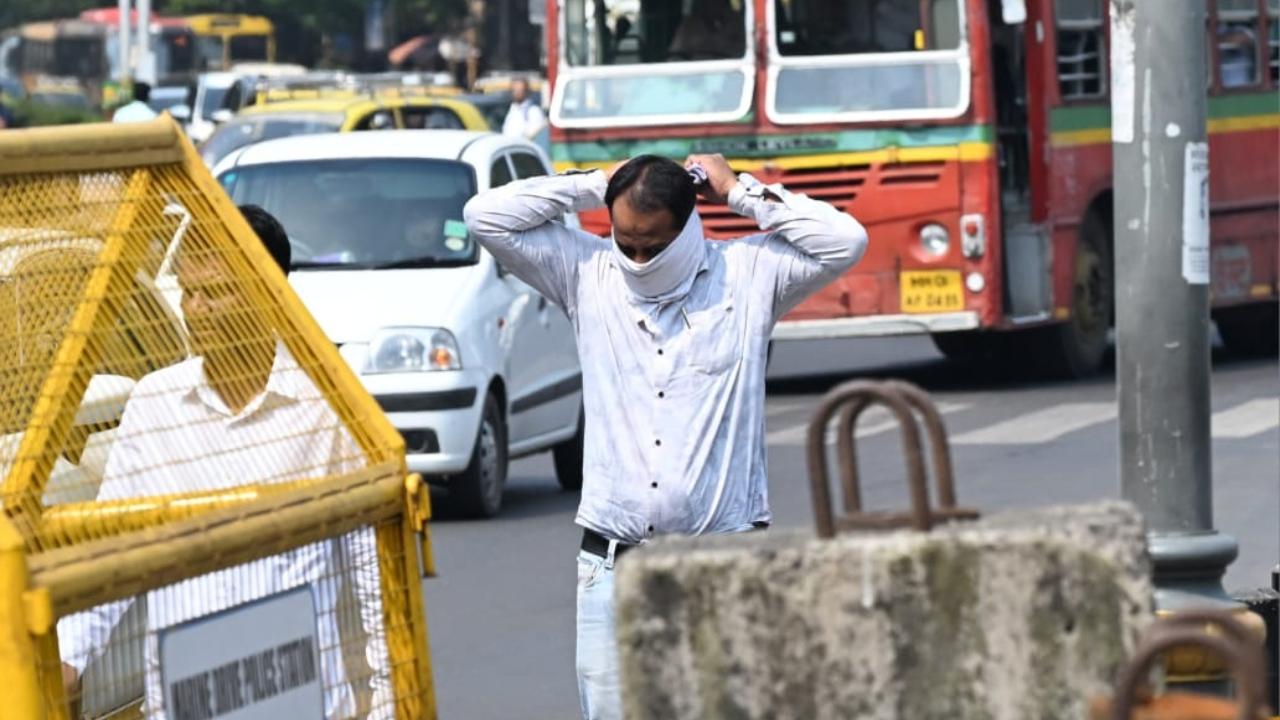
[168,104,192,121]
[1001,0,1027,24]
[211,109,234,124]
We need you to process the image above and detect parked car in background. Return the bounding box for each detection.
[214,130,583,517]
[146,86,192,126]
[199,94,487,167]
[186,71,242,143]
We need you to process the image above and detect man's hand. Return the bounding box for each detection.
[62,662,81,713]
[684,154,738,205]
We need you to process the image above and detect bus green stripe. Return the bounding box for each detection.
[1050,91,1280,132]
[550,125,993,163]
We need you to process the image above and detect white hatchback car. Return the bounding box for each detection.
[214,130,584,517]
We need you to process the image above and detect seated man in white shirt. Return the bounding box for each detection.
[58,206,392,719]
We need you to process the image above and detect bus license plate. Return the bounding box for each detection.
[900,271,964,314]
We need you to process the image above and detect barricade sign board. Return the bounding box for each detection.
[159,586,323,720]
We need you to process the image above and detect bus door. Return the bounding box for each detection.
[990,0,1053,320]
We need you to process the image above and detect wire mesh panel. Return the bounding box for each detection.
[0,119,433,719]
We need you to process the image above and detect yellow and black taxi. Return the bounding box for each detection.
[199,93,487,167]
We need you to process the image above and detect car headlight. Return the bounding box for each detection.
[919,223,950,256]
[365,328,462,374]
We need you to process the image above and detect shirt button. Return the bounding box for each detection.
[657,348,664,355]
[657,391,665,398]
[655,439,662,446]
[647,525,655,533]
[650,482,658,488]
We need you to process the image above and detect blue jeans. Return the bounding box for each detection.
[574,525,761,719]
[576,546,621,720]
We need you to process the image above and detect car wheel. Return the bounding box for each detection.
[452,393,508,518]
[553,406,585,492]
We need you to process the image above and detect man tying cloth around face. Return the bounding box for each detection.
[464,153,867,719]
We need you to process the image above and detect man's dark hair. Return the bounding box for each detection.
[132,82,151,103]
[238,204,291,273]
[605,155,696,231]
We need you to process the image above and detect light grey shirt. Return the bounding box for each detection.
[464,170,867,543]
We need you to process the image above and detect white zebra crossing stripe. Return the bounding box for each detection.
[766,402,971,446]
[766,397,1277,448]
[950,402,1116,445]
[1211,399,1279,439]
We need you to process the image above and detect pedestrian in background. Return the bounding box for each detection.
[501,77,548,153]
[464,153,868,719]
[112,82,157,123]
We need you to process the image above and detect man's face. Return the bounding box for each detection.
[511,80,528,103]
[611,193,680,265]
[178,253,266,354]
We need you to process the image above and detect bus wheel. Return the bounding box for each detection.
[1032,214,1113,378]
[1216,302,1279,358]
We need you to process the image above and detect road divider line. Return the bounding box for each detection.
[951,402,1116,445]
[1211,398,1279,439]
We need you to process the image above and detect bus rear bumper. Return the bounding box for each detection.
[772,312,980,340]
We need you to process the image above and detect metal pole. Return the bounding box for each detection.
[1110,0,1260,685]
[136,0,153,85]
[0,516,45,718]
[116,0,131,84]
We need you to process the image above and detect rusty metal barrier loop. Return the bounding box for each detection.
[1094,611,1270,720]
[806,379,979,539]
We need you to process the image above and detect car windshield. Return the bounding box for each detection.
[200,113,344,167]
[770,0,968,119]
[147,88,188,113]
[219,159,479,270]
[555,0,752,125]
[199,84,229,119]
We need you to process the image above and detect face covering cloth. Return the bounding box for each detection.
[611,208,707,304]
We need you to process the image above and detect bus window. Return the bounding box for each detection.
[229,35,270,63]
[197,36,225,70]
[1269,0,1279,83]
[565,0,747,66]
[767,0,968,120]
[1217,0,1262,88]
[774,0,961,56]
[1055,0,1106,99]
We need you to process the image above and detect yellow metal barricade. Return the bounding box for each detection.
[0,118,436,719]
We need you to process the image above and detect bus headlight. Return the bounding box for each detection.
[919,223,950,256]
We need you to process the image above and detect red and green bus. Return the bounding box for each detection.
[545,0,1278,375]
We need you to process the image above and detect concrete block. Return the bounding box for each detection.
[615,501,1153,720]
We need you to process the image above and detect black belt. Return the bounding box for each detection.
[581,528,635,560]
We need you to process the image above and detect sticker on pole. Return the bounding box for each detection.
[1109,0,1136,144]
[159,586,323,720]
[1181,142,1210,284]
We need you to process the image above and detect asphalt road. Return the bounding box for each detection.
[422,336,1279,719]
